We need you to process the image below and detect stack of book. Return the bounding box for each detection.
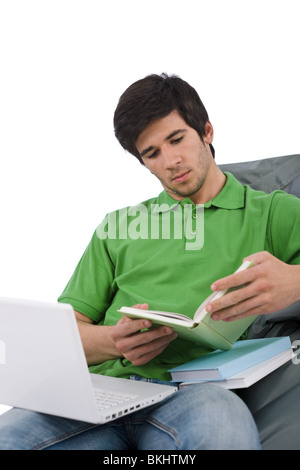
[168,337,294,389]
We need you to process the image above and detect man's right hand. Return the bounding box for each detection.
[110,303,178,366]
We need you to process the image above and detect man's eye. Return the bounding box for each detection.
[148,150,159,159]
[171,136,183,145]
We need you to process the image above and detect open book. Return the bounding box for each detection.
[118,260,256,350]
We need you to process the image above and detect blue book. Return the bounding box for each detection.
[169,337,292,382]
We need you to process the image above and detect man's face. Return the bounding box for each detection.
[136,111,214,203]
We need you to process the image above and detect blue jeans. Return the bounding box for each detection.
[0,382,260,450]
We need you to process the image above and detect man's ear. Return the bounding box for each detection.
[203,121,214,145]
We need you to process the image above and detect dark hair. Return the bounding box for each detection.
[113,73,215,164]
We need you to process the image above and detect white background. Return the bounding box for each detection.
[0,0,299,415]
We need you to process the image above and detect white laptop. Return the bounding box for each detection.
[0,297,177,424]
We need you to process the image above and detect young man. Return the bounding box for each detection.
[1,73,300,450]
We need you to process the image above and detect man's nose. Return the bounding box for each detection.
[161,144,182,169]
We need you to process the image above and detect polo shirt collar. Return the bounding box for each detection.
[206,172,245,209]
[154,172,245,213]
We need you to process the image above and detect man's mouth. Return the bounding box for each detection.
[172,171,190,183]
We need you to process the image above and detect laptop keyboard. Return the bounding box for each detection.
[94,389,137,410]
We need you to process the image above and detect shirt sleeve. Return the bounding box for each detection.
[269,192,300,265]
[57,221,116,323]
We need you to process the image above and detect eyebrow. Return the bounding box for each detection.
[139,129,186,158]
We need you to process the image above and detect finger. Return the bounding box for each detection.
[123,332,178,366]
[116,303,150,329]
[213,302,267,322]
[116,315,152,333]
[116,325,175,353]
[243,251,271,265]
[132,303,149,310]
[211,294,263,321]
[211,266,257,293]
[207,282,256,313]
[129,344,172,366]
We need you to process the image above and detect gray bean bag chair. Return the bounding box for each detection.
[219,155,300,450]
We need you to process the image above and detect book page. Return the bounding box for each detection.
[193,290,227,323]
[119,306,195,326]
[194,260,255,323]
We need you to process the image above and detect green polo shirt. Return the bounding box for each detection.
[58,172,300,381]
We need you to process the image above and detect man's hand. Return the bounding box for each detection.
[110,303,177,366]
[206,251,300,322]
